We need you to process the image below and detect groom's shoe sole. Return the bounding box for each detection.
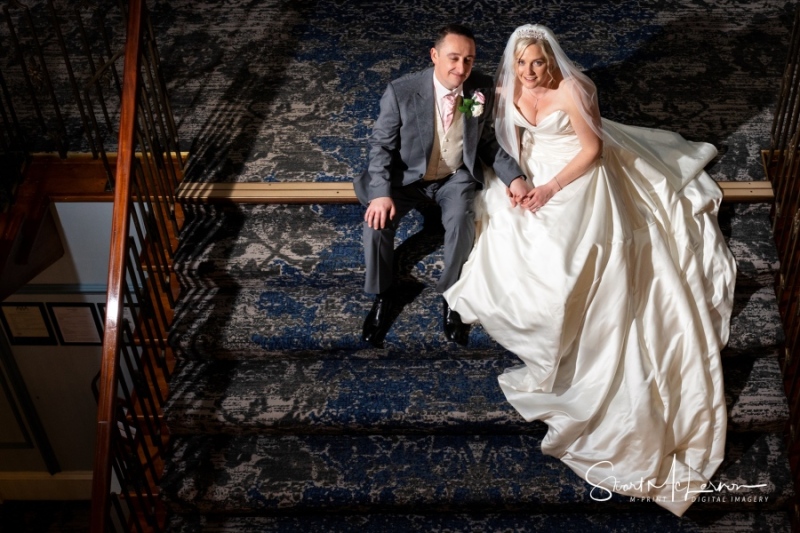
[443,299,469,346]
[362,295,392,348]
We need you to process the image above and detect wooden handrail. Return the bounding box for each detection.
[90,0,143,531]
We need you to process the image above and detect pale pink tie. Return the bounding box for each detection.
[442,93,456,132]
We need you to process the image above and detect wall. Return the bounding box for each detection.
[0,202,112,500]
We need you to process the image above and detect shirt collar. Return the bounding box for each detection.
[433,72,462,103]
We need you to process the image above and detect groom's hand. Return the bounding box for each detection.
[365,196,396,230]
[507,176,531,207]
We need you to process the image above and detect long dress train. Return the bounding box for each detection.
[443,108,736,516]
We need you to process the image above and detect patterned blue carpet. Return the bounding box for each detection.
[143,0,796,530]
[147,0,793,185]
[170,203,782,358]
[0,1,793,530]
[162,200,793,529]
[167,512,791,533]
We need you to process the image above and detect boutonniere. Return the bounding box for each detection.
[458,90,485,118]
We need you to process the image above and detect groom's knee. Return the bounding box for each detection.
[363,221,395,252]
[441,205,475,237]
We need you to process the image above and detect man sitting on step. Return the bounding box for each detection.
[354,23,526,348]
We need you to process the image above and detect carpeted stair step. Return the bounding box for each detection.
[174,202,777,285]
[160,432,792,515]
[720,204,779,274]
[725,352,789,433]
[170,281,503,359]
[165,509,792,532]
[168,277,782,360]
[164,355,535,436]
[726,272,785,357]
[174,203,368,289]
[720,203,785,356]
[164,354,788,437]
[156,0,792,528]
[169,200,783,359]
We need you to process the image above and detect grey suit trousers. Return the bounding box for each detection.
[363,169,477,295]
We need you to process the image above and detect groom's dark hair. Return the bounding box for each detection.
[435,24,475,48]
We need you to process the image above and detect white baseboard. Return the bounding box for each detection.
[0,471,92,501]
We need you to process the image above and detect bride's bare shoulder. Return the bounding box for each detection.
[555,77,579,94]
[556,78,593,109]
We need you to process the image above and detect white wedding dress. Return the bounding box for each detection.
[444,107,736,516]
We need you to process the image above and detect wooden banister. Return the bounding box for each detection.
[90,1,143,531]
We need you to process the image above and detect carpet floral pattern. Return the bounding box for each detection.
[37,0,790,529]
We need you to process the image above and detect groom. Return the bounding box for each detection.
[355,23,527,347]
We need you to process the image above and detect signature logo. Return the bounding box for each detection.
[585,455,768,503]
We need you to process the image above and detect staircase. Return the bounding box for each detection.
[135,0,798,529]
[0,0,792,529]
[158,199,794,531]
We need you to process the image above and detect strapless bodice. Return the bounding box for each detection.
[514,108,581,163]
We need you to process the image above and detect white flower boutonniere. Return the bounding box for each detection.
[459,90,485,118]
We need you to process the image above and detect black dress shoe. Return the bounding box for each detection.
[362,293,393,347]
[443,298,469,346]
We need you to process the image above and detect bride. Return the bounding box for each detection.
[443,24,736,516]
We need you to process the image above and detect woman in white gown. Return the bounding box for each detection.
[443,24,736,516]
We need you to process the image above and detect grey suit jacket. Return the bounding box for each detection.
[354,68,522,205]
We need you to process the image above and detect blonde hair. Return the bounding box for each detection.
[514,37,558,80]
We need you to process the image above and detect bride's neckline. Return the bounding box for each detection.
[514,106,566,128]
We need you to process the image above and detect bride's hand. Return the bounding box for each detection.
[523,181,557,212]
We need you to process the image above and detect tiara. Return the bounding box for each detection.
[517,28,547,41]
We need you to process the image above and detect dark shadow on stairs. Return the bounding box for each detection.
[169,204,244,435]
[162,0,325,368]
[717,205,764,324]
[158,1,321,184]
[587,10,793,167]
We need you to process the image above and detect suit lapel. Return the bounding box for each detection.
[462,80,479,166]
[414,69,435,167]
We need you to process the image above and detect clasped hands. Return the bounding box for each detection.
[365,176,555,230]
[507,176,554,212]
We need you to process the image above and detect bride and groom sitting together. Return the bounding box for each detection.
[353,22,737,516]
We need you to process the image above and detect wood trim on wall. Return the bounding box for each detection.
[719,180,774,202]
[0,471,92,501]
[25,152,188,203]
[177,180,773,204]
[177,182,359,203]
